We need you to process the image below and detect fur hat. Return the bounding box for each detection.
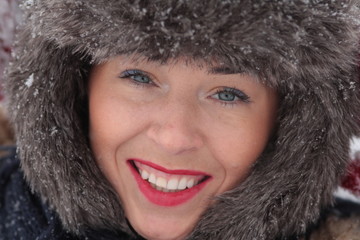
[4,0,360,239]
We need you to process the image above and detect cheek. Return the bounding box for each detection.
[88,93,152,190]
[89,93,145,152]
[89,96,124,151]
[208,118,273,190]
[88,94,144,186]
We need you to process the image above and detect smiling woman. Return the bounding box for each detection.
[1,1,360,240]
[88,56,277,239]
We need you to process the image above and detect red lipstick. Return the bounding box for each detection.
[127,159,211,207]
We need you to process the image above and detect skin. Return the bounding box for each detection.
[88,55,278,240]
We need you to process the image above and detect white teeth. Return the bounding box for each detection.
[141,170,149,180]
[167,178,179,190]
[147,175,202,192]
[178,177,187,190]
[148,173,156,184]
[186,178,195,188]
[134,161,205,192]
[156,177,167,188]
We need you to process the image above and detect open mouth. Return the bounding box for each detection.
[128,159,212,206]
[130,160,209,193]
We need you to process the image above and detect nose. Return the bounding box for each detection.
[146,100,204,155]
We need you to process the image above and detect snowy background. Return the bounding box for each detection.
[0,0,21,100]
[0,0,359,202]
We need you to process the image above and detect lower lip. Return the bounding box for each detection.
[127,161,210,207]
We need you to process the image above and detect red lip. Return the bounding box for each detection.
[132,159,210,176]
[127,159,211,207]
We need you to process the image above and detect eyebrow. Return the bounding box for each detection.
[208,66,243,75]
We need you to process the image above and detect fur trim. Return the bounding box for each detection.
[4,0,360,239]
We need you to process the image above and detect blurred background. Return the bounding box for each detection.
[0,0,21,99]
[0,0,19,146]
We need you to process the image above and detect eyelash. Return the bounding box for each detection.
[213,87,251,106]
[119,69,251,106]
[119,69,156,88]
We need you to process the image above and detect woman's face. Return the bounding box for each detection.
[88,55,278,240]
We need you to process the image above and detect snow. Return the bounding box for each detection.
[24,0,33,6]
[25,74,34,87]
[350,136,360,159]
[50,126,58,136]
[33,88,39,96]
[334,187,360,204]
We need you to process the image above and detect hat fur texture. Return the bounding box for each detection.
[4,0,360,239]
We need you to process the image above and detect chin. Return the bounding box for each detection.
[129,215,194,240]
[136,225,190,240]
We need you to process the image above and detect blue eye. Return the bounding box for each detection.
[218,91,236,101]
[119,69,152,85]
[131,74,151,84]
[213,87,250,103]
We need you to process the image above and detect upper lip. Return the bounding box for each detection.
[129,158,211,176]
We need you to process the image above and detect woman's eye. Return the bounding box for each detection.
[119,69,153,85]
[212,87,250,104]
[131,74,151,84]
[217,91,236,101]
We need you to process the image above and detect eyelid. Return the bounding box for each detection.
[118,68,159,88]
[119,69,149,78]
[215,87,251,103]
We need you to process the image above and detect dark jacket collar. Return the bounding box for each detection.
[0,149,139,240]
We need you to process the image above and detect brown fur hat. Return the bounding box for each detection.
[4,0,360,239]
